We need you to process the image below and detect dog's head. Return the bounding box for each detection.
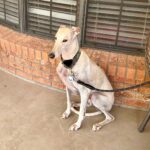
[48,25,80,59]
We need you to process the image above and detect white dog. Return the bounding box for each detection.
[48,25,114,131]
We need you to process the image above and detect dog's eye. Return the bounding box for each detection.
[62,39,68,42]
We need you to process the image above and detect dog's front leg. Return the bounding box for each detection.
[62,87,72,119]
[69,90,89,131]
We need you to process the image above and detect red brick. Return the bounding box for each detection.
[117,66,126,79]
[0,39,6,50]
[22,46,28,59]
[15,57,24,65]
[2,56,9,65]
[0,51,6,57]
[0,62,8,69]
[22,60,32,68]
[126,68,136,83]
[114,97,122,105]
[127,55,136,69]
[100,51,110,63]
[32,69,42,77]
[16,44,22,57]
[108,52,118,65]
[136,56,145,70]
[9,55,15,67]
[138,87,150,95]
[15,65,23,71]
[24,66,32,74]
[113,76,126,83]
[16,69,32,80]
[119,91,135,99]
[15,57,24,70]
[4,40,10,52]
[113,82,125,89]
[100,62,107,71]
[32,76,51,86]
[8,66,15,74]
[35,50,41,60]
[32,62,41,70]
[28,48,35,60]
[91,50,101,59]
[9,42,16,54]
[53,75,61,82]
[41,65,50,73]
[118,53,127,67]
[42,72,50,80]
[41,51,48,65]
[52,81,64,90]
[122,99,149,109]
[136,69,145,82]
[108,64,117,76]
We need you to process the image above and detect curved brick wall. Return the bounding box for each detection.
[0,25,149,110]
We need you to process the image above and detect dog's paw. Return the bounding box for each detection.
[92,123,102,131]
[69,123,80,131]
[61,111,70,119]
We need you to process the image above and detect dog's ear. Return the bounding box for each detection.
[72,27,80,38]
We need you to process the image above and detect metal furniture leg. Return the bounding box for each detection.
[138,109,150,132]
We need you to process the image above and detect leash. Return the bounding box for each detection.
[77,79,150,92]
[66,71,150,92]
[61,50,150,92]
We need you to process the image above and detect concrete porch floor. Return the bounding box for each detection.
[0,70,149,150]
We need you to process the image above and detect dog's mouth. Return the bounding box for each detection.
[48,52,55,59]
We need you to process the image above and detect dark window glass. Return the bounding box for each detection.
[27,0,78,37]
[83,0,150,55]
[0,0,19,29]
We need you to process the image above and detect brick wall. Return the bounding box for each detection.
[0,25,149,110]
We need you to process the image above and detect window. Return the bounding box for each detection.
[83,0,150,55]
[0,0,20,29]
[0,0,150,55]
[27,0,78,37]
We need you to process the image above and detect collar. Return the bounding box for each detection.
[61,50,81,69]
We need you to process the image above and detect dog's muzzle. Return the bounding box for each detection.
[48,52,55,59]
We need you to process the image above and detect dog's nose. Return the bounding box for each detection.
[48,52,55,59]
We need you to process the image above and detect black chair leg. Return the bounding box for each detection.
[138,109,150,132]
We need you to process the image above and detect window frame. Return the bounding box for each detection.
[81,0,150,56]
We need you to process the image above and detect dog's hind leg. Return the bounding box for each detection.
[62,87,72,119]
[91,94,115,131]
[92,109,115,131]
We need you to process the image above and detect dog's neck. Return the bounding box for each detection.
[61,50,81,69]
[61,38,81,69]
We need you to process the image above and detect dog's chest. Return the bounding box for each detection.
[59,67,68,77]
[58,67,79,87]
